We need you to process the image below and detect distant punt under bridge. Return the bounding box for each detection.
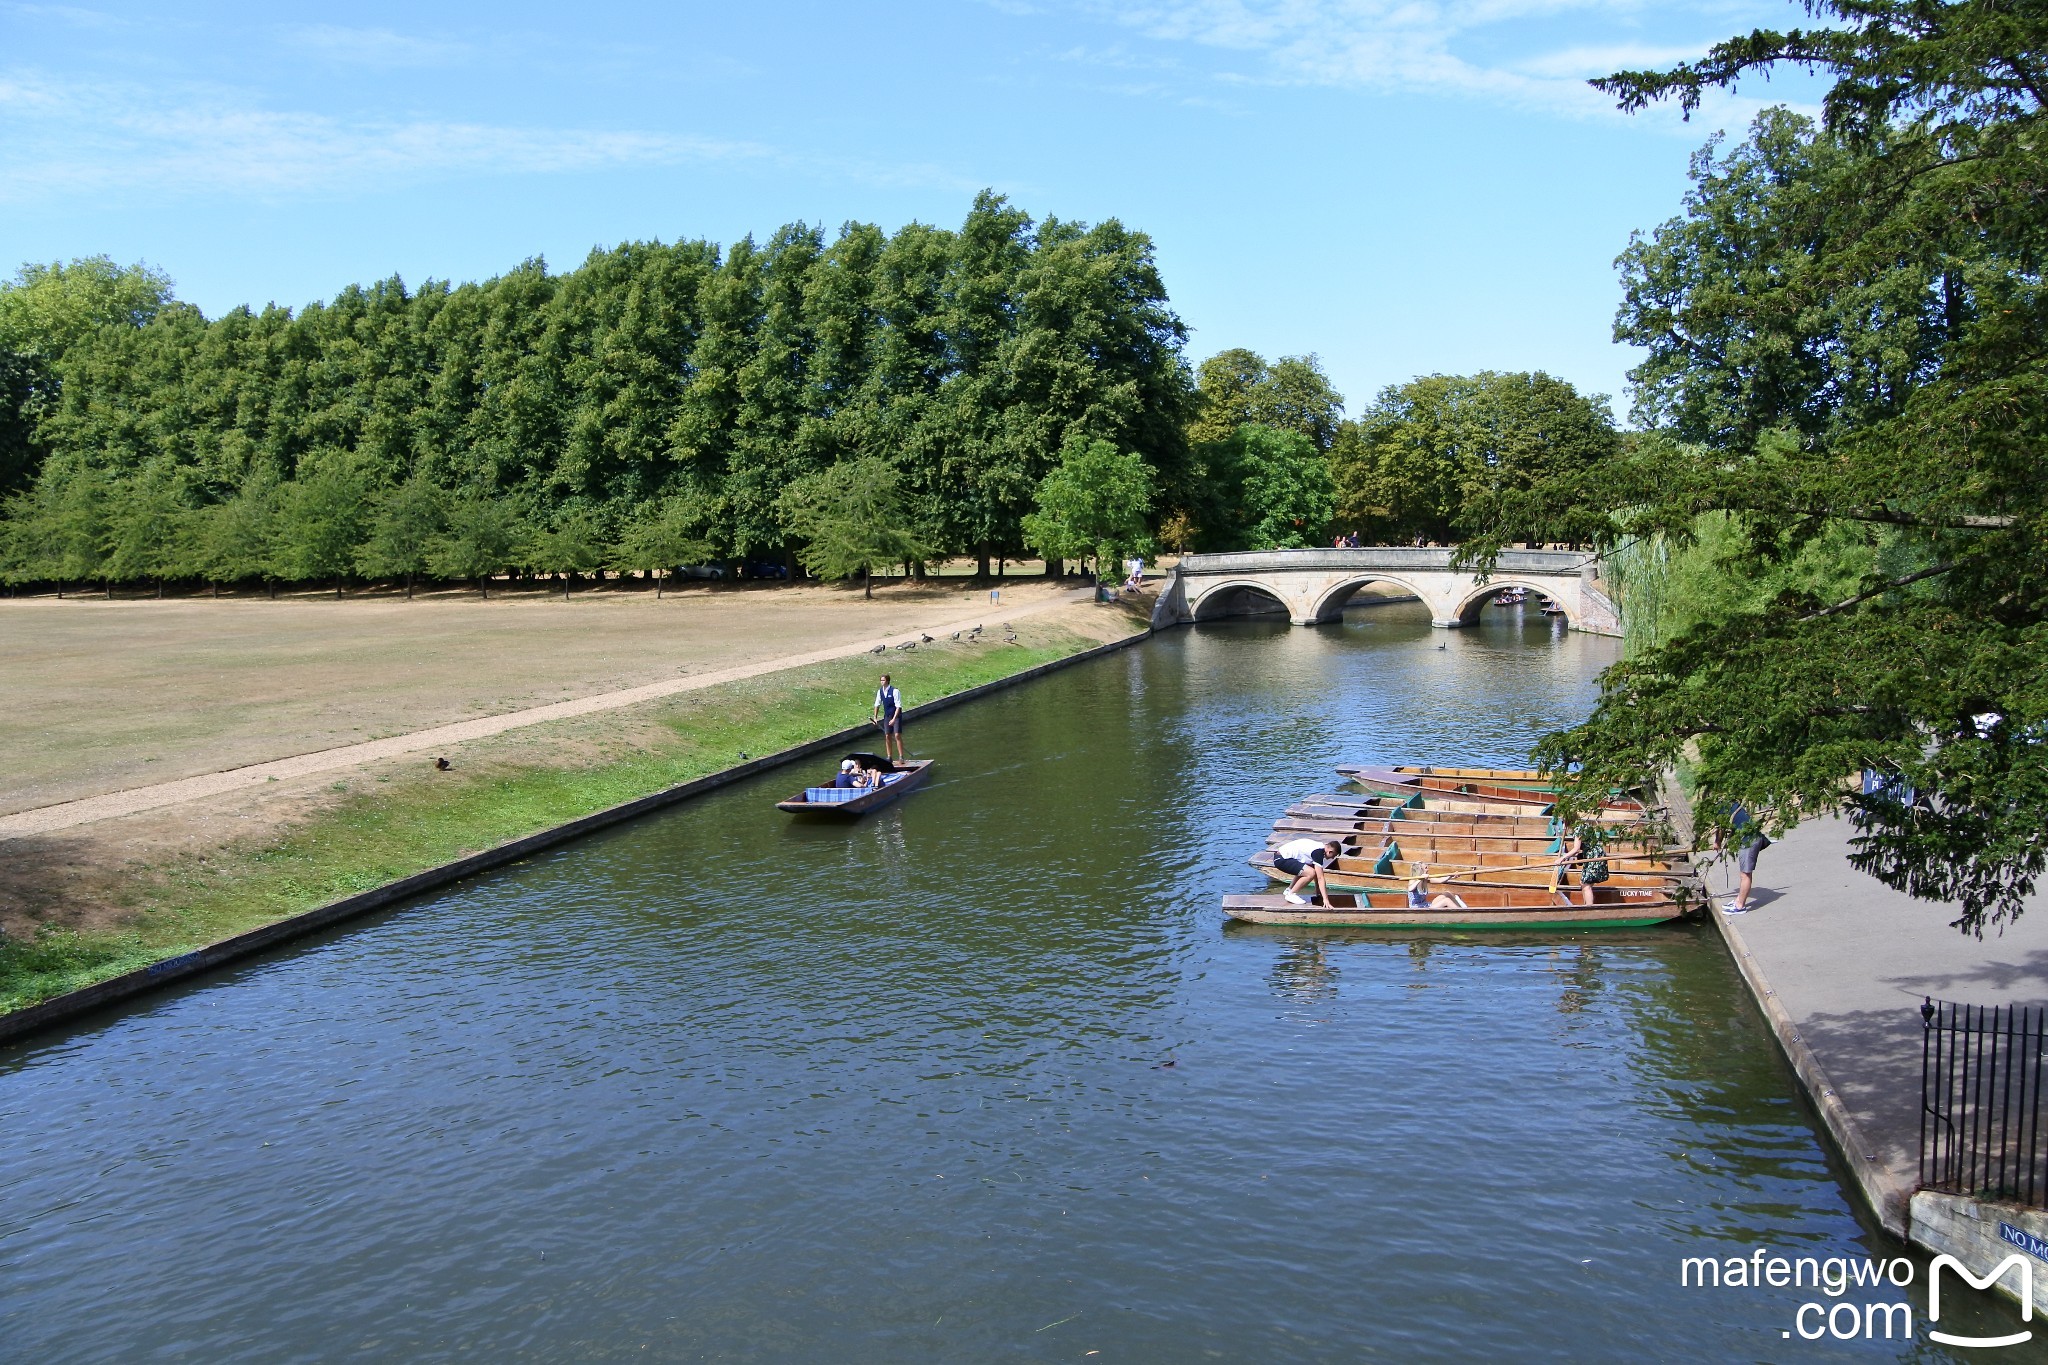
[1150,547,1622,635]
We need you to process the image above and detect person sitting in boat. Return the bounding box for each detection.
[832,759,865,789]
[1273,837,1340,906]
[1406,875,1467,910]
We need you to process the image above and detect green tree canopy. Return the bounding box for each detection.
[1467,2,2048,930]
[779,457,928,598]
[1333,372,1618,544]
[0,196,1196,592]
[275,465,370,594]
[612,495,715,597]
[428,494,527,599]
[1186,349,1344,449]
[1020,436,1154,576]
[356,473,446,597]
[1181,424,1335,551]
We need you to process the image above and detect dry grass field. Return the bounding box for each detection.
[0,572,1076,817]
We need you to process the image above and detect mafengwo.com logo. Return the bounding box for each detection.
[1681,1235,2035,1347]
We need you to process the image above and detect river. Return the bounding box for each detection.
[2,602,2032,1360]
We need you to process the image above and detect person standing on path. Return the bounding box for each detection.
[872,674,906,763]
[1714,802,1771,914]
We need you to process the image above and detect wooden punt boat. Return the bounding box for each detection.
[1250,848,1690,890]
[1292,795,1571,824]
[1287,798,1609,831]
[1269,822,1667,856]
[1221,889,1686,929]
[776,757,934,818]
[1338,765,1650,817]
[1372,764,1653,801]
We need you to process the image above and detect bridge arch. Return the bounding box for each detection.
[1449,580,1577,628]
[1306,575,1429,624]
[1189,579,1292,622]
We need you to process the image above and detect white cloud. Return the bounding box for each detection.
[0,70,976,203]
[280,24,474,69]
[1060,0,1790,123]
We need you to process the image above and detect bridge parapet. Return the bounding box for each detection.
[1161,546,1620,636]
[1179,547,1591,576]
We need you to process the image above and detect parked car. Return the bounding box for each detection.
[676,564,725,580]
[741,561,790,580]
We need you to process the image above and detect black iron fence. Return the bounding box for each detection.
[1921,997,2048,1206]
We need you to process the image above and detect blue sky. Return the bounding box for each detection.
[2,1,1819,423]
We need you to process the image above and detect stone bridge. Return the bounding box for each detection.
[1150,547,1622,634]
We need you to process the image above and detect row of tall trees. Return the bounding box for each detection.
[0,193,1200,591]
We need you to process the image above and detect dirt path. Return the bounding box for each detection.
[1,589,1089,837]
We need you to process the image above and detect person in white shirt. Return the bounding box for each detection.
[1273,837,1340,906]
[871,674,906,762]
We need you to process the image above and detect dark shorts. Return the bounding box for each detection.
[1737,838,1768,874]
[1274,854,1325,876]
[880,711,902,732]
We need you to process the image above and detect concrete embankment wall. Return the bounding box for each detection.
[1680,775,2048,1316]
[0,626,1153,1046]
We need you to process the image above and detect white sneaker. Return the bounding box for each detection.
[1284,890,1308,905]
[1721,899,1748,914]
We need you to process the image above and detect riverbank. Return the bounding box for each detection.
[0,597,1150,1020]
[1700,814,2048,1303]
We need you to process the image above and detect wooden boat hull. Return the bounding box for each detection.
[1251,852,1690,889]
[1287,801,1611,833]
[1371,764,1652,802]
[776,758,934,818]
[1338,765,1649,817]
[1291,796,1584,827]
[1270,824,1668,856]
[1221,892,1684,930]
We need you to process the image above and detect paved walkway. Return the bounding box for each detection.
[0,590,1090,838]
[1709,816,2048,1223]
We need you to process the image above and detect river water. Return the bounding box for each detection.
[2,603,2034,1360]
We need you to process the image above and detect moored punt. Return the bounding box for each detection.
[1286,798,1621,832]
[1220,890,1686,930]
[1249,848,1690,888]
[1383,764,1555,792]
[776,757,935,818]
[1292,795,1571,824]
[1269,822,1668,856]
[1338,765,1651,817]
[1372,764,1654,802]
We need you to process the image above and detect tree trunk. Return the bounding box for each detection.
[997,556,1006,579]
[656,570,664,600]
[211,580,219,599]
[863,565,872,600]
[479,576,489,600]
[335,576,343,600]
[405,571,414,600]
[106,578,112,599]
[269,578,277,600]
[1045,556,1060,577]
[976,542,991,579]
[157,579,164,599]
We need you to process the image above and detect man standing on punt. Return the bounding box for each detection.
[872,673,906,763]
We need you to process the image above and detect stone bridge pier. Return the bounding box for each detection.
[1150,547,1621,635]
